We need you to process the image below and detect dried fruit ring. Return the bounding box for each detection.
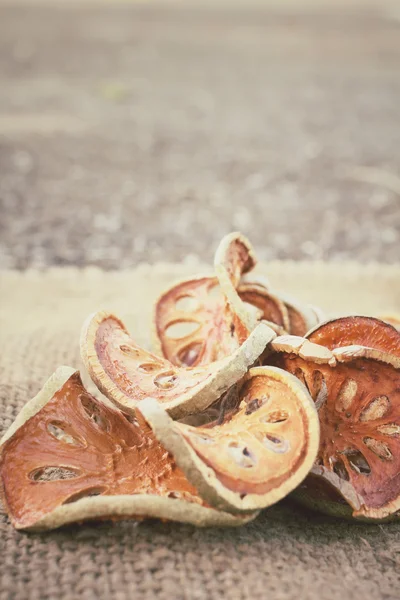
[276,317,400,520]
[0,369,256,530]
[154,232,323,367]
[140,365,319,513]
[154,275,242,367]
[81,311,275,419]
[307,315,400,356]
[155,233,259,368]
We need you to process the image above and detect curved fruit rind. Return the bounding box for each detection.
[240,273,271,290]
[26,494,257,532]
[152,273,218,361]
[306,315,400,358]
[214,232,257,287]
[0,370,257,531]
[291,466,361,521]
[270,335,336,365]
[214,232,259,331]
[0,366,76,446]
[139,366,320,513]
[333,345,400,369]
[308,304,326,326]
[379,314,400,331]
[278,318,400,521]
[81,311,276,419]
[292,467,400,523]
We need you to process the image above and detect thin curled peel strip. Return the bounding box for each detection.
[276,316,400,520]
[81,311,275,419]
[214,232,261,333]
[140,366,319,513]
[0,368,256,530]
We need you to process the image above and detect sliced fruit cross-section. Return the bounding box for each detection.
[154,231,322,368]
[140,366,319,513]
[0,368,256,530]
[277,316,400,520]
[155,233,260,368]
[154,275,243,367]
[81,311,275,419]
[307,316,400,357]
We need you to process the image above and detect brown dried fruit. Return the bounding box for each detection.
[140,366,319,513]
[154,232,323,368]
[277,316,400,520]
[81,311,275,419]
[0,368,256,530]
[154,275,244,367]
[154,233,262,368]
[307,316,400,357]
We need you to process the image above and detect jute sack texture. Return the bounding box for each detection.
[0,262,399,600]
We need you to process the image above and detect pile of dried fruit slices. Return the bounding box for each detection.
[1,233,399,531]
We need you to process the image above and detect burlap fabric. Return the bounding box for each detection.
[1,262,400,600]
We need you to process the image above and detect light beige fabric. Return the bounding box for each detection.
[0,262,399,600]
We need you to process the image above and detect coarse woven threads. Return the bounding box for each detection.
[0,264,400,600]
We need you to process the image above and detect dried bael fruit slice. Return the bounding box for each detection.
[81,311,275,419]
[154,275,241,367]
[0,368,256,530]
[140,366,319,513]
[154,231,323,366]
[307,316,400,357]
[277,317,400,520]
[155,233,260,368]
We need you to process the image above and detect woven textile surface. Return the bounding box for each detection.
[1,264,399,600]
[1,1,400,597]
